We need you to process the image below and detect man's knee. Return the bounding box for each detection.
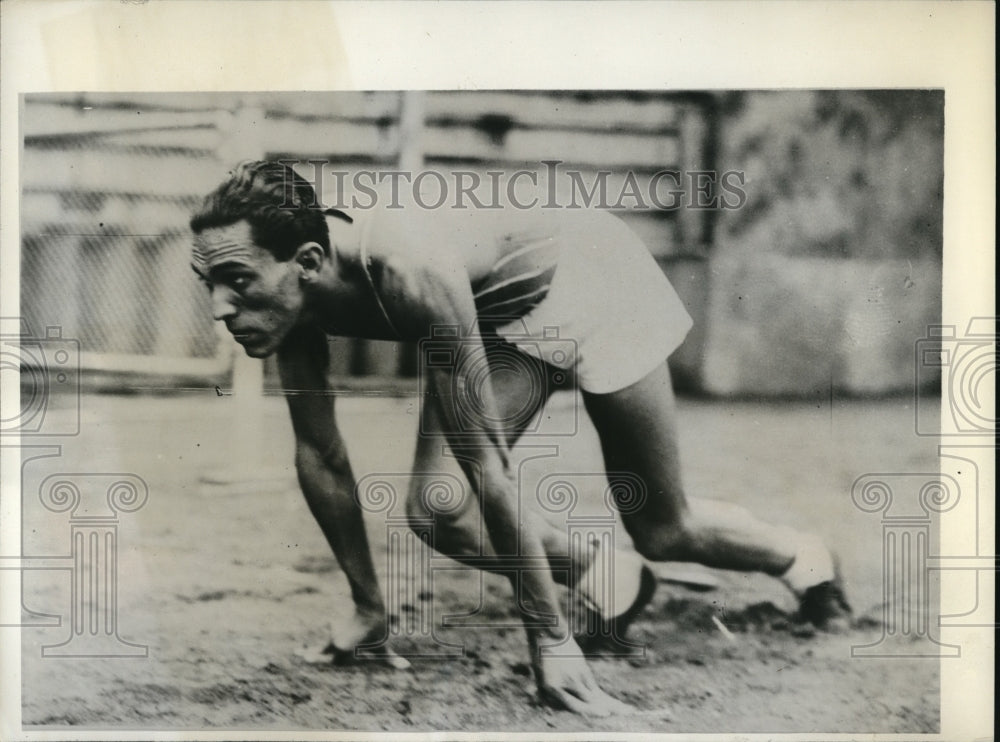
[404,481,437,532]
[629,517,696,562]
[405,475,469,531]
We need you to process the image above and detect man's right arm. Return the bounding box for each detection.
[277,325,390,651]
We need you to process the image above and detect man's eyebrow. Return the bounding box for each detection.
[190,261,254,281]
[206,261,255,274]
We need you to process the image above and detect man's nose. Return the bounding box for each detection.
[210,286,238,321]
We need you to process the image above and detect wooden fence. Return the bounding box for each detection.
[20,91,714,390]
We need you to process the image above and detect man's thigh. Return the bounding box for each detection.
[408,343,559,515]
[474,336,565,446]
[581,362,688,537]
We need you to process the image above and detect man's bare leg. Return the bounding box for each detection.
[582,362,849,628]
[406,354,653,638]
[406,376,592,584]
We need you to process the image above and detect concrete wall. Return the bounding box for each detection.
[697,91,944,396]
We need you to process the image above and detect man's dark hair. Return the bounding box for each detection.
[190,160,330,261]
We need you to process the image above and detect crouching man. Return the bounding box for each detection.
[189,161,851,715]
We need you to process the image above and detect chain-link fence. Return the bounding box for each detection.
[21,94,232,386]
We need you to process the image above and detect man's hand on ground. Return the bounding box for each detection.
[297,608,411,670]
[534,647,633,716]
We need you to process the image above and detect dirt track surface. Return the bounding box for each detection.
[19,392,939,733]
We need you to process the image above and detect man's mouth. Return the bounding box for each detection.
[229,329,258,344]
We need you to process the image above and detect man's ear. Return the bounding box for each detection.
[293,242,325,281]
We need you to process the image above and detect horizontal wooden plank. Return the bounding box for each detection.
[22,150,227,198]
[254,91,402,121]
[422,126,681,170]
[257,118,401,160]
[33,131,222,156]
[108,126,221,151]
[28,128,223,154]
[25,92,252,113]
[22,192,195,237]
[25,189,202,213]
[80,351,230,377]
[26,91,403,122]
[23,102,222,139]
[20,192,64,224]
[425,91,681,132]
[325,375,419,395]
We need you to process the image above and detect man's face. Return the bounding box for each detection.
[191,220,306,358]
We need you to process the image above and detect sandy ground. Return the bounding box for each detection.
[15,390,940,734]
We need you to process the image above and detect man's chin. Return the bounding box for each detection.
[242,345,273,359]
[234,335,278,358]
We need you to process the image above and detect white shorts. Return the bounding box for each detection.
[494,211,692,394]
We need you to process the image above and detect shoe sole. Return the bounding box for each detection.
[577,564,657,653]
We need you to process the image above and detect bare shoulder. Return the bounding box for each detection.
[355,208,496,335]
[365,200,566,276]
[365,204,487,262]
